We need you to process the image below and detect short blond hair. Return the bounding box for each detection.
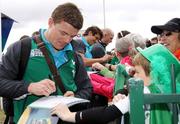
[132,53,150,76]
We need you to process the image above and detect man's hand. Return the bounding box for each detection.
[64,91,74,97]
[102,54,113,63]
[28,79,56,96]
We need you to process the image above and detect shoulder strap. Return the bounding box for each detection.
[17,37,32,80]
[33,36,66,94]
[3,37,31,124]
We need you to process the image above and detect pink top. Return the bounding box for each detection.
[120,56,133,66]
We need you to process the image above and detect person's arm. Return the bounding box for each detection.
[51,103,122,124]
[73,53,93,100]
[72,39,112,67]
[100,68,115,78]
[0,41,56,98]
[51,94,129,124]
[76,95,129,124]
[92,63,115,78]
[92,62,106,70]
[80,53,112,67]
[75,105,122,124]
[0,41,30,98]
[91,43,105,58]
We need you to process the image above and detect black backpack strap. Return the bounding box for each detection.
[33,36,66,94]
[17,37,32,79]
[3,37,31,124]
[3,98,14,124]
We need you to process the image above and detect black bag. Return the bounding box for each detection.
[3,37,31,124]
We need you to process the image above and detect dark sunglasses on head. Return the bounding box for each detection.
[159,32,172,37]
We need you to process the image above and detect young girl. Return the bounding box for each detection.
[51,44,180,124]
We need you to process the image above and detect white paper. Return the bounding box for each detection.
[29,96,89,109]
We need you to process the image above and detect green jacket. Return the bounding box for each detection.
[113,64,130,95]
[148,84,172,124]
[100,68,115,78]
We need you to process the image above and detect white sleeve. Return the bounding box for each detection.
[114,87,149,115]
[144,86,150,93]
[114,96,129,114]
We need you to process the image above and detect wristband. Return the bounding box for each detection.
[109,65,112,71]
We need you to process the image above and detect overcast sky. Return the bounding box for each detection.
[1,0,180,51]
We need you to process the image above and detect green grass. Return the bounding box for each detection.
[0,109,5,124]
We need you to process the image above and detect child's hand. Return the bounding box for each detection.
[125,63,135,76]
[51,103,75,122]
[92,62,105,71]
[112,93,126,103]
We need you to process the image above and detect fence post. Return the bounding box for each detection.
[129,78,144,124]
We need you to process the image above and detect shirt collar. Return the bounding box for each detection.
[81,36,91,47]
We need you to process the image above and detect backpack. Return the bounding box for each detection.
[3,37,31,124]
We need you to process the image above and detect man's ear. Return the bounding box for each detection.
[48,18,54,27]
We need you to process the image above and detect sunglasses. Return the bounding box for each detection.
[159,32,172,37]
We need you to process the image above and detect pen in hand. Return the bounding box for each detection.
[48,74,58,96]
[48,74,53,80]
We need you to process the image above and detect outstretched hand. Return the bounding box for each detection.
[51,103,76,123]
[92,62,105,71]
[112,93,126,103]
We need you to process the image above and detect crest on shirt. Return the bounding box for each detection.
[30,49,44,57]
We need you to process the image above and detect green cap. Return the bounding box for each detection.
[137,44,180,93]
